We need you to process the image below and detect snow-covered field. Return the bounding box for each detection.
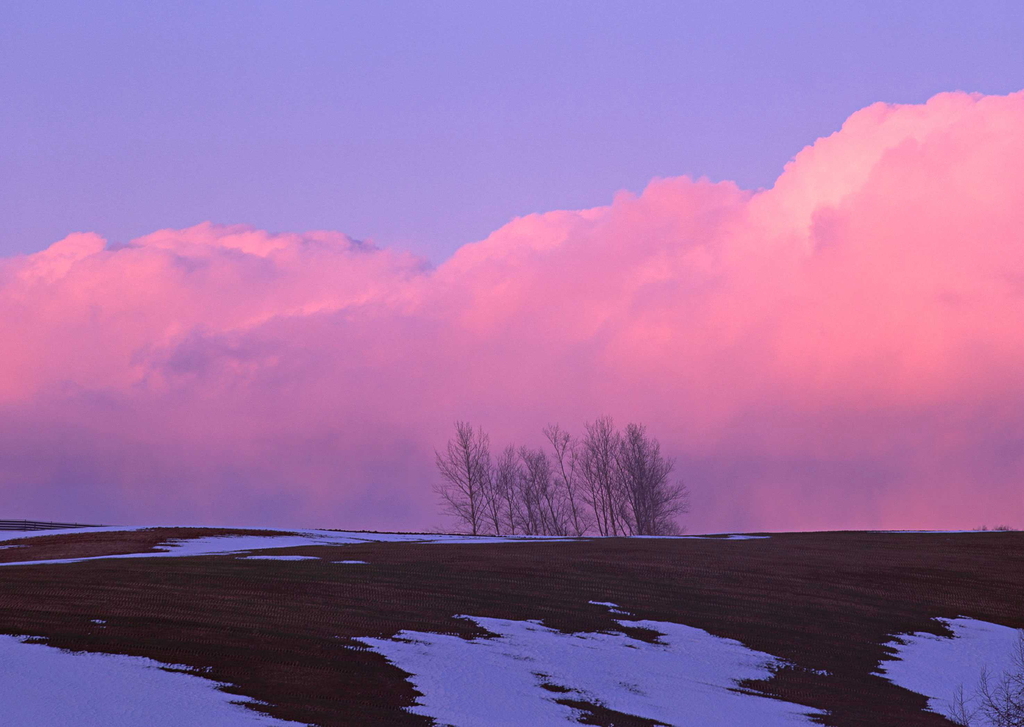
[356,603,822,726]
[878,617,1023,717]
[0,635,295,726]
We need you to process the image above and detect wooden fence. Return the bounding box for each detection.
[0,520,100,532]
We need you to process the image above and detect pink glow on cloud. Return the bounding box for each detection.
[3,90,1024,532]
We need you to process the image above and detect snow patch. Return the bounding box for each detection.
[356,615,820,726]
[240,555,319,561]
[0,525,775,568]
[0,635,296,726]
[877,617,1023,716]
[0,527,581,567]
[588,601,631,616]
[0,526,165,543]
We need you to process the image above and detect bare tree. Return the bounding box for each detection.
[436,418,689,536]
[481,465,506,536]
[493,445,522,535]
[434,422,491,535]
[579,417,626,536]
[949,631,1024,726]
[617,423,689,536]
[534,449,569,537]
[517,446,558,535]
[545,424,590,537]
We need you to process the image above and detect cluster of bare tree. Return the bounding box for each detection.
[949,631,1024,726]
[434,417,688,536]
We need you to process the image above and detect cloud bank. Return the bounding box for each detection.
[3,90,1023,531]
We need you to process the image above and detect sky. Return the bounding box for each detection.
[2,2,1024,532]
[4,1,1024,262]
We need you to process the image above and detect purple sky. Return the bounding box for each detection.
[3,1,1023,263]
[3,4,1024,532]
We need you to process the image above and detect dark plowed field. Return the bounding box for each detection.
[0,530,1021,726]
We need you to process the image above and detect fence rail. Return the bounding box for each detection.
[0,520,100,532]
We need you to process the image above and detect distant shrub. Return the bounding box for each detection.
[948,632,1024,726]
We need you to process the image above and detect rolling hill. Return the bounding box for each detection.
[0,527,1020,726]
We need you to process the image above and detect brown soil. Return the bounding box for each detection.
[0,530,1021,726]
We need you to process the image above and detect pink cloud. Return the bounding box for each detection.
[3,90,1024,532]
